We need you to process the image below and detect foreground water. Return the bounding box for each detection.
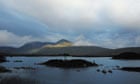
[0,56,140,84]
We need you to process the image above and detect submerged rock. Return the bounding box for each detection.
[40,59,98,68]
[13,67,36,70]
[13,60,23,63]
[102,70,107,74]
[108,70,113,73]
[96,69,100,72]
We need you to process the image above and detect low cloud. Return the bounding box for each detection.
[73,35,95,46]
[0,30,41,47]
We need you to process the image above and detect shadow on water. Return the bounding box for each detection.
[0,76,39,84]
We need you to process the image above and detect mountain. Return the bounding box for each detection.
[35,46,112,56]
[113,47,140,55]
[0,47,17,55]
[56,39,72,44]
[0,39,73,55]
[19,41,54,50]
[0,39,140,57]
[112,52,140,59]
[43,39,72,48]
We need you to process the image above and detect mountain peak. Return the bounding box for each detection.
[43,39,72,48]
[56,39,72,44]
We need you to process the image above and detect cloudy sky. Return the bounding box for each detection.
[0,0,140,48]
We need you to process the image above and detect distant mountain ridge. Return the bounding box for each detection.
[43,39,72,48]
[0,39,140,57]
[19,41,54,50]
[0,39,73,54]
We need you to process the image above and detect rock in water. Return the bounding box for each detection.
[0,56,6,63]
[0,66,11,73]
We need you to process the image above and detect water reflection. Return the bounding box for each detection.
[0,76,39,84]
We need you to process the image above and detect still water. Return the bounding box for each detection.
[0,56,140,84]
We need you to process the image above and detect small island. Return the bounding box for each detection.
[40,59,98,68]
[112,52,140,60]
[120,67,140,72]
